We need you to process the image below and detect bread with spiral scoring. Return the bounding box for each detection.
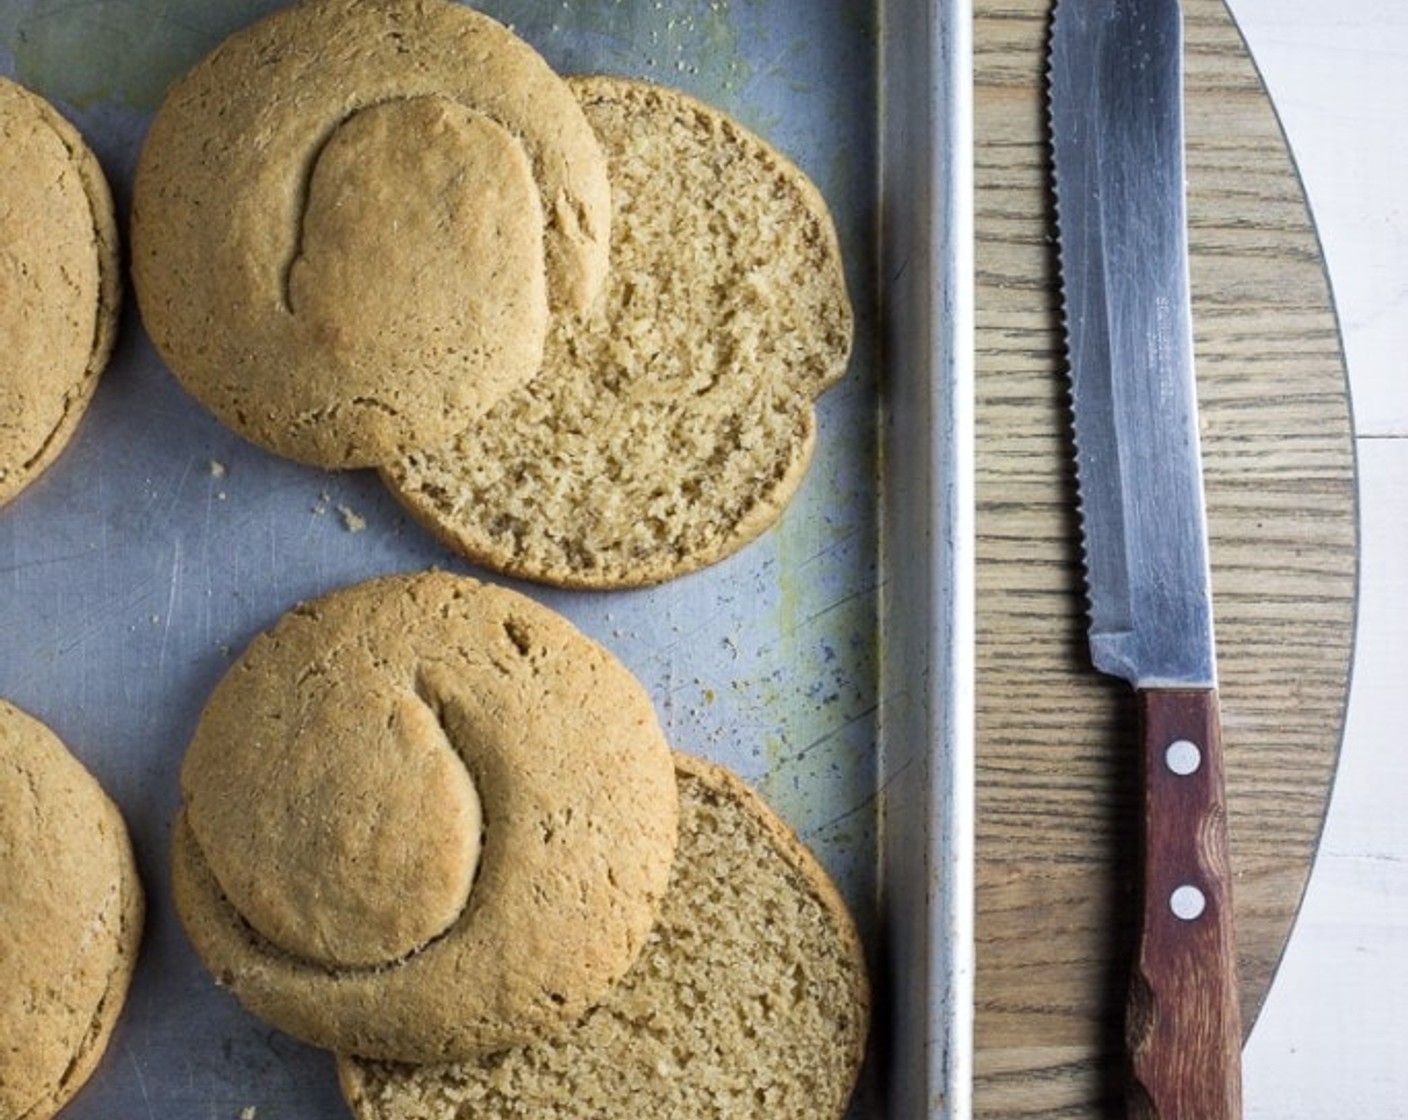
[338,751,870,1119]
[131,0,610,469]
[170,570,678,1063]
[383,76,853,588]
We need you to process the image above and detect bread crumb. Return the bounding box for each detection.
[338,505,366,533]
[240,1108,257,1120]
[209,459,226,478]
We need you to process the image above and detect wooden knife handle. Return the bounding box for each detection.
[1127,688,1243,1120]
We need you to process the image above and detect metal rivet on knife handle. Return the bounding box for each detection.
[1165,738,1202,776]
[1170,884,1207,921]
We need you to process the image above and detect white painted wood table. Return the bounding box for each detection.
[1226,2,1408,1116]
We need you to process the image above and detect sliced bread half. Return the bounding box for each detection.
[383,76,853,588]
[339,750,869,1119]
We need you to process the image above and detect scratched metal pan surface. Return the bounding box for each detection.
[0,0,973,1115]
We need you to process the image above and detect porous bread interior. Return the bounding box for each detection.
[340,755,868,1120]
[384,76,853,588]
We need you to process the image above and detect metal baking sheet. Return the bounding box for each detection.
[0,1,973,1115]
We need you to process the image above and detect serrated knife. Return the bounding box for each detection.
[1048,1,1242,1117]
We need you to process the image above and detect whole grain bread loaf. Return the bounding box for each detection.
[171,570,678,1063]
[339,750,870,1119]
[383,76,853,588]
[0,77,120,508]
[0,700,144,1120]
[131,0,610,469]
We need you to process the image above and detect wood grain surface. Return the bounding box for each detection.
[974,0,1357,1115]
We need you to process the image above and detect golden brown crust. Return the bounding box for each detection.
[131,0,610,469]
[381,75,852,588]
[0,77,120,508]
[0,700,144,1120]
[338,749,870,1120]
[172,570,678,1062]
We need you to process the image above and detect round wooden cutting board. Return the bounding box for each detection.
[974,0,1357,1114]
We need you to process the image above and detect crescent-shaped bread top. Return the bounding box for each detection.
[338,751,871,1119]
[0,77,120,508]
[131,0,610,469]
[173,570,678,1062]
[0,700,144,1120]
[381,76,853,588]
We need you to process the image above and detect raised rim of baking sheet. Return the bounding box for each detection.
[878,0,976,1115]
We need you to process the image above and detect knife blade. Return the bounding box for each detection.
[1048,1,1243,1116]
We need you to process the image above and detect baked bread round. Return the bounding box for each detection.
[0,700,144,1120]
[171,570,678,1062]
[131,0,611,469]
[339,751,871,1119]
[0,77,120,508]
[382,75,854,588]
